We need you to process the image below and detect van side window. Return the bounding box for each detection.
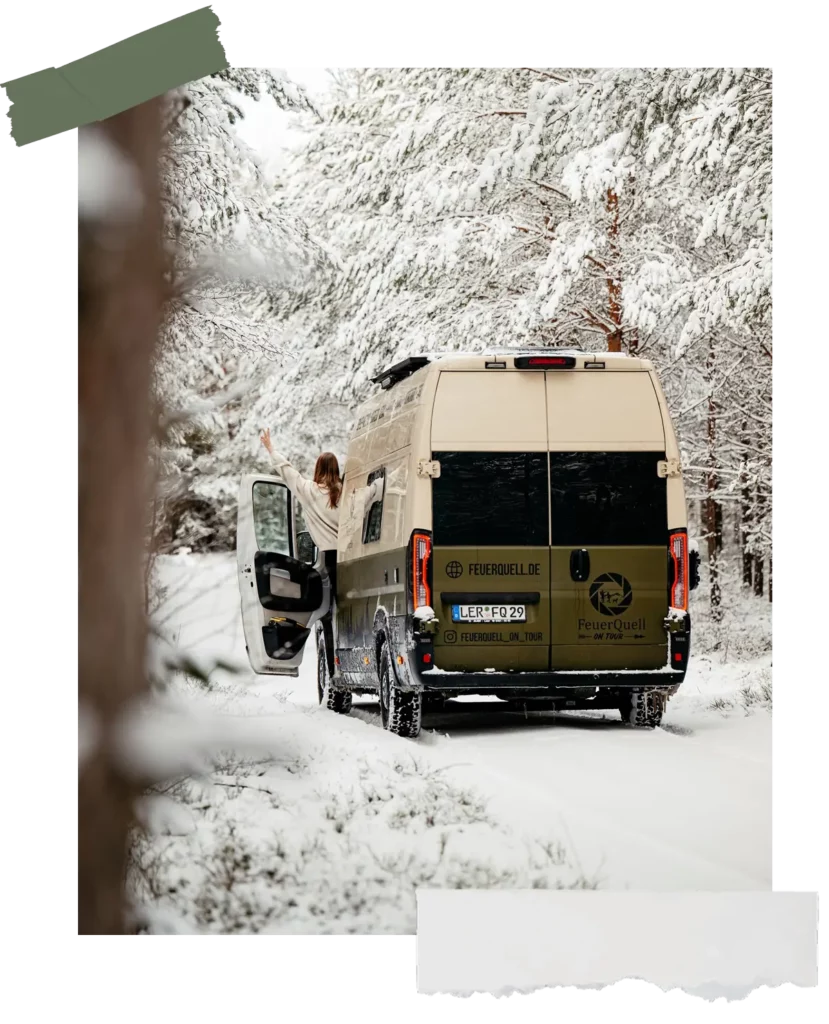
[362,468,386,544]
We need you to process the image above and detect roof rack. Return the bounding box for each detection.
[370,355,431,390]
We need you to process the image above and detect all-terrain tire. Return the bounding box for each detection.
[317,633,352,715]
[619,690,664,729]
[378,640,422,738]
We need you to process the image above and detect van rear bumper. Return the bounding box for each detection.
[416,668,685,698]
[407,609,691,697]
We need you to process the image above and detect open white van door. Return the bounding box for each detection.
[237,473,329,676]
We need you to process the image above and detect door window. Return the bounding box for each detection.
[252,481,291,555]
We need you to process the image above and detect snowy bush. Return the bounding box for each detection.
[127,722,598,934]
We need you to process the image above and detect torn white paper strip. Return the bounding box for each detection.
[417,891,817,997]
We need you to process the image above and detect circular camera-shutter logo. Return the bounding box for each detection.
[589,572,633,616]
[446,561,464,579]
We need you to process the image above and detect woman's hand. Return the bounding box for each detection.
[260,428,273,455]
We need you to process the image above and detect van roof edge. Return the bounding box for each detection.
[414,348,630,360]
[370,350,637,389]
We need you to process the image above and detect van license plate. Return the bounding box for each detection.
[452,605,526,623]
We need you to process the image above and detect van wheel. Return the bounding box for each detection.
[378,640,422,738]
[619,691,664,729]
[317,634,352,715]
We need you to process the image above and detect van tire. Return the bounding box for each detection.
[378,640,422,738]
[317,635,352,715]
[619,690,664,729]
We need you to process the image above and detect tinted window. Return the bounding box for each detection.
[252,481,291,554]
[432,452,548,547]
[549,452,666,546]
[363,467,385,544]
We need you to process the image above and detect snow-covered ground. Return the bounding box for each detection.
[131,553,771,934]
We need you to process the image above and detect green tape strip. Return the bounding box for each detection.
[2,7,228,145]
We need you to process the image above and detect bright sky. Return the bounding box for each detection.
[235,67,334,178]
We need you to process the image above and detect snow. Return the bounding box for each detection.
[135,794,196,837]
[131,554,770,933]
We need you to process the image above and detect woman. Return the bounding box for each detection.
[259,428,341,595]
[259,429,383,681]
[257,428,341,684]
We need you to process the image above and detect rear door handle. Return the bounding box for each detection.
[570,549,590,582]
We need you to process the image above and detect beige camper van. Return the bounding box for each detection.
[237,350,699,738]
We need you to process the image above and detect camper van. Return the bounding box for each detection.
[236,350,699,738]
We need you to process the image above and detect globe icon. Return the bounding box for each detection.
[446,560,463,579]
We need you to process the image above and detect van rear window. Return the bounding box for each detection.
[549,452,667,546]
[432,451,548,547]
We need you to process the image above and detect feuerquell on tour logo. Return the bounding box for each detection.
[589,572,633,616]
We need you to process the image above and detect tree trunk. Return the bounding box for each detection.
[739,420,753,588]
[704,338,723,621]
[603,185,638,354]
[768,557,772,603]
[605,188,623,353]
[753,556,764,597]
[753,484,766,598]
[78,100,165,934]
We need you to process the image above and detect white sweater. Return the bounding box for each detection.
[267,449,340,551]
[267,450,384,554]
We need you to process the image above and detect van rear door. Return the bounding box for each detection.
[546,371,668,670]
[430,371,551,671]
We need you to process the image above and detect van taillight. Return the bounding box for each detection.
[411,531,432,609]
[669,530,689,611]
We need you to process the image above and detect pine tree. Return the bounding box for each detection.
[155,70,327,550]
[481,68,772,612]
[245,68,553,458]
[175,67,771,614]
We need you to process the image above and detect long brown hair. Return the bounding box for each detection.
[314,452,342,509]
